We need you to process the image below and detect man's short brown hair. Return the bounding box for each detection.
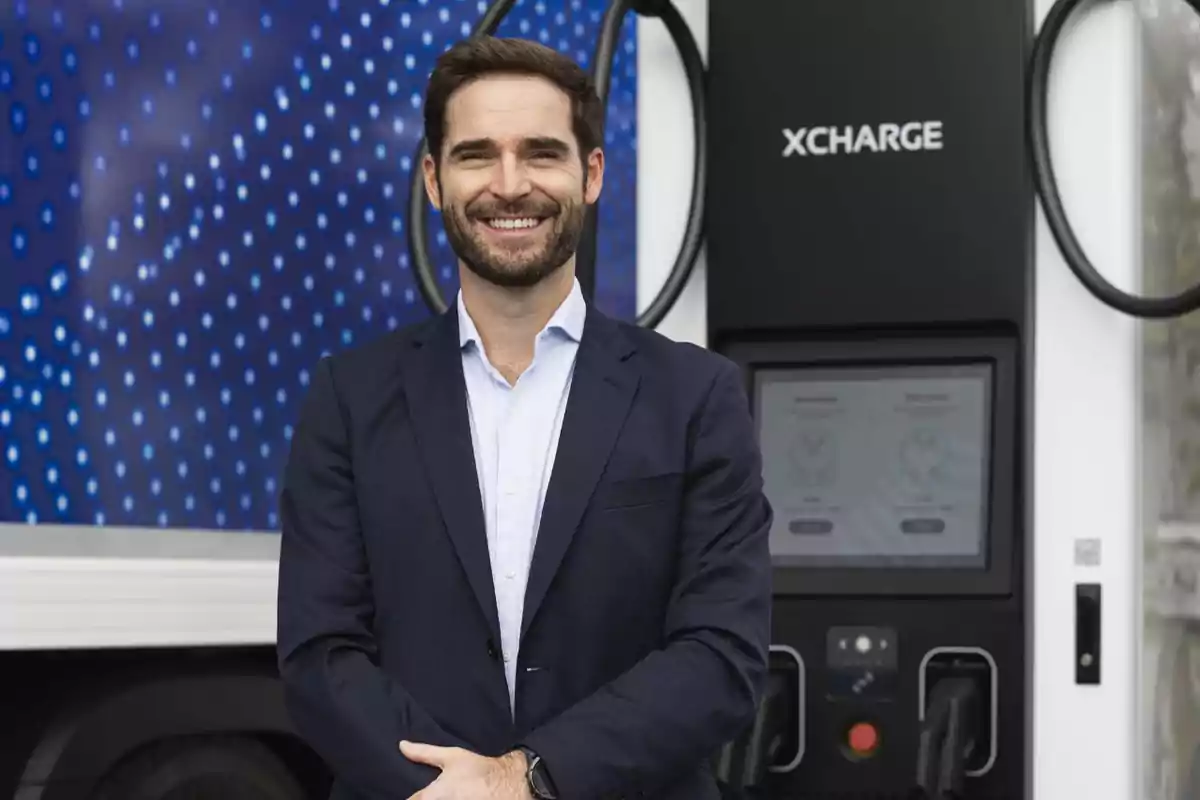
[422,36,604,165]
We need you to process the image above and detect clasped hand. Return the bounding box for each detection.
[400,740,531,800]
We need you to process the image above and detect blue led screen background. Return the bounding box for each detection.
[0,0,639,531]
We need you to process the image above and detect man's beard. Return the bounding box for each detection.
[441,190,586,289]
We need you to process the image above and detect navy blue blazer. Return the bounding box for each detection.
[276,303,773,799]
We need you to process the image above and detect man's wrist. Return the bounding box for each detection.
[490,750,533,799]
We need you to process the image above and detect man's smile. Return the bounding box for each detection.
[475,215,550,238]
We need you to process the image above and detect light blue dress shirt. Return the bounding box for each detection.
[456,278,586,714]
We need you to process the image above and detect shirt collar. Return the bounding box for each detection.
[457,277,586,349]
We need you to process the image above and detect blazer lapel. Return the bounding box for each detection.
[401,310,502,643]
[521,308,639,640]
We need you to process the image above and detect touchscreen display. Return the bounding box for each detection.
[755,363,991,568]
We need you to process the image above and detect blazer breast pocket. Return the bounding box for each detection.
[593,472,683,511]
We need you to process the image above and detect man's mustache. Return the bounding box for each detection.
[466,197,561,218]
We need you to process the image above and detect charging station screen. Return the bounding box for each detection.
[754,363,991,569]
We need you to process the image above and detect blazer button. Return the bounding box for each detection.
[486,640,499,660]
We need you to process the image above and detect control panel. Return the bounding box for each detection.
[736,609,1015,799]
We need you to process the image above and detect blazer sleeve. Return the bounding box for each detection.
[276,356,470,798]
[519,357,774,799]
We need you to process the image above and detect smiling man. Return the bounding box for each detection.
[276,36,773,800]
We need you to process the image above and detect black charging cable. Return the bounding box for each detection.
[580,0,706,328]
[711,670,790,798]
[1029,0,1200,318]
[406,0,706,329]
[912,676,981,800]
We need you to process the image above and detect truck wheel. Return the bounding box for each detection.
[90,736,307,800]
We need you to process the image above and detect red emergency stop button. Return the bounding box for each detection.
[847,722,879,756]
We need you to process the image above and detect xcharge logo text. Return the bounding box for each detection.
[781,121,944,157]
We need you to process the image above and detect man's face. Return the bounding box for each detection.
[423,74,604,288]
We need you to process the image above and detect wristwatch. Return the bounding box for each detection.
[517,746,558,799]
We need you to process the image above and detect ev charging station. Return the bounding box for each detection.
[704,0,1030,796]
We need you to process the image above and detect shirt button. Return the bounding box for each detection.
[506,572,516,580]
[503,652,512,663]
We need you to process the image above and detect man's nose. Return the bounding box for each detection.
[489,154,532,198]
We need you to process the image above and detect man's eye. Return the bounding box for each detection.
[530,151,559,160]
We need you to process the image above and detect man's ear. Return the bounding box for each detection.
[584,147,605,205]
[422,152,442,210]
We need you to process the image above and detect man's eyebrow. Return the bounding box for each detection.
[446,137,573,159]
[447,138,497,159]
[520,137,571,154]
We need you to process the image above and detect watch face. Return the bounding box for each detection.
[528,757,555,798]
[530,766,549,795]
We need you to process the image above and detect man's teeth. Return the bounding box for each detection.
[484,217,540,230]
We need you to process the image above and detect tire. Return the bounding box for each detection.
[90,736,307,800]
